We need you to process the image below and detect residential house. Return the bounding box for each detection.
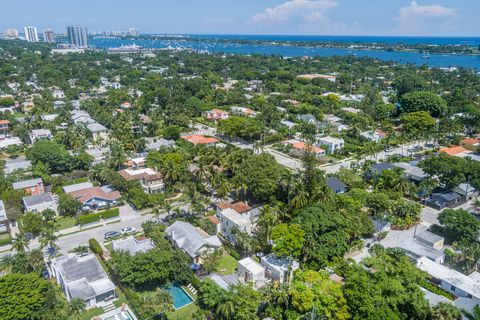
[51,254,116,307]
[237,257,265,289]
[452,183,478,198]
[261,253,300,284]
[297,114,318,125]
[216,201,260,243]
[205,273,240,291]
[118,168,164,194]
[394,162,427,182]
[315,136,345,154]
[87,123,109,142]
[29,129,52,143]
[181,134,219,146]
[3,157,31,174]
[86,146,110,164]
[67,186,121,211]
[97,305,138,320]
[23,193,58,215]
[71,110,95,124]
[205,109,229,121]
[230,106,256,117]
[417,257,480,303]
[0,137,23,149]
[40,114,58,122]
[112,236,155,255]
[281,99,301,106]
[126,156,146,169]
[341,107,362,114]
[297,74,336,82]
[365,162,395,180]
[440,146,471,157]
[0,200,10,234]
[426,192,466,210]
[207,215,221,234]
[416,231,444,250]
[62,182,94,194]
[360,129,388,142]
[165,221,222,264]
[53,100,66,109]
[460,138,480,152]
[0,120,10,138]
[120,102,132,109]
[145,137,175,151]
[284,140,325,158]
[280,120,296,130]
[326,177,348,194]
[12,178,44,195]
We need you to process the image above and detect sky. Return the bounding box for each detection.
[1,0,478,36]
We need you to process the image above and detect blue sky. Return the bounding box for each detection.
[1,0,478,36]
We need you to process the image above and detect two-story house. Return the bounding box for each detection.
[205,109,229,121]
[0,120,10,138]
[12,178,44,195]
[118,168,164,194]
[29,129,52,143]
[315,135,345,154]
[216,201,260,244]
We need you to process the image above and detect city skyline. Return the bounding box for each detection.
[0,0,478,37]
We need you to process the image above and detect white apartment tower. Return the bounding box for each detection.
[24,26,39,42]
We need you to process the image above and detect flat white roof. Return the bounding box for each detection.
[238,257,264,275]
[219,208,250,226]
[417,257,480,299]
[316,136,344,144]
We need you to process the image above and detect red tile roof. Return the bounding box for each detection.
[461,138,480,145]
[68,187,121,204]
[181,134,219,145]
[0,120,10,125]
[207,215,220,225]
[290,141,325,154]
[440,146,467,156]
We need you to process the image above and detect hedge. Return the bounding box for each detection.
[101,208,120,220]
[89,238,103,255]
[79,212,102,225]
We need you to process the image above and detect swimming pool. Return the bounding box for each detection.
[167,285,193,309]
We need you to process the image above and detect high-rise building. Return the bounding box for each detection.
[67,25,88,47]
[4,28,19,38]
[24,26,39,42]
[44,28,55,43]
[128,28,139,37]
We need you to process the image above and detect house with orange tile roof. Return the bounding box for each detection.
[284,140,326,158]
[440,146,471,157]
[67,186,121,211]
[181,134,219,146]
[215,201,261,244]
[460,138,480,152]
[118,168,164,194]
[0,120,10,138]
[120,102,132,109]
[230,106,257,118]
[204,108,229,121]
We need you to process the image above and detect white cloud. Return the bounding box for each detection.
[394,1,456,34]
[248,0,359,34]
[249,0,339,26]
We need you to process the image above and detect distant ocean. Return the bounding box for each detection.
[89,34,480,70]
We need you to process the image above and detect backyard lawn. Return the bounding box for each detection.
[167,302,199,320]
[215,254,237,275]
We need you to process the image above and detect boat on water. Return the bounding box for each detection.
[422,51,431,59]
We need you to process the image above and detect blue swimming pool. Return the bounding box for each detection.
[167,285,193,309]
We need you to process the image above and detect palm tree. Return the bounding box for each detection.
[154,287,174,316]
[256,205,279,245]
[11,232,30,253]
[216,179,232,200]
[164,201,173,217]
[215,297,235,320]
[0,254,14,274]
[68,297,86,320]
[234,179,249,200]
[430,302,461,320]
[303,308,326,320]
[108,143,127,170]
[40,222,59,257]
[462,305,480,320]
[152,204,163,223]
[27,249,45,272]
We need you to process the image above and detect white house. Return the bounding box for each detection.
[29,129,52,143]
[216,201,260,244]
[237,257,265,289]
[165,221,222,264]
[261,253,300,284]
[417,257,480,303]
[87,122,109,142]
[112,236,155,255]
[51,254,116,308]
[118,168,164,194]
[315,135,345,154]
[22,193,58,215]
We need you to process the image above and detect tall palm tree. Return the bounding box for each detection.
[27,249,45,272]
[40,222,59,257]
[216,179,232,200]
[154,287,174,315]
[11,232,30,253]
[256,205,279,245]
[68,297,86,320]
[108,143,127,170]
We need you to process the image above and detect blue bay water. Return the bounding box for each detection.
[89,35,480,70]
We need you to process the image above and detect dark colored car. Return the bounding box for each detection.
[104,231,121,240]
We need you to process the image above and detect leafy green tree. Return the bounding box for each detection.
[218,116,264,141]
[438,209,480,243]
[21,212,44,236]
[401,111,436,141]
[215,285,261,320]
[28,140,72,173]
[271,223,305,259]
[400,91,448,117]
[198,279,227,310]
[393,73,428,98]
[0,273,61,320]
[58,194,82,217]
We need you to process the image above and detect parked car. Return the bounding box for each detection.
[104,231,121,240]
[121,227,136,234]
[384,147,394,152]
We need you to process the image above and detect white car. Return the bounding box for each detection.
[121,227,136,234]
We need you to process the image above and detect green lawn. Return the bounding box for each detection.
[215,254,238,275]
[55,216,78,230]
[0,233,12,246]
[75,307,103,320]
[167,302,199,320]
[113,289,127,308]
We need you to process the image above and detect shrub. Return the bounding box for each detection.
[89,238,103,255]
[78,212,102,225]
[101,208,120,220]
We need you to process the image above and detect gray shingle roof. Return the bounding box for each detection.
[23,193,55,207]
[87,122,107,133]
[12,178,42,190]
[326,177,348,193]
[166,221,221,258]
[112,236,155,255]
